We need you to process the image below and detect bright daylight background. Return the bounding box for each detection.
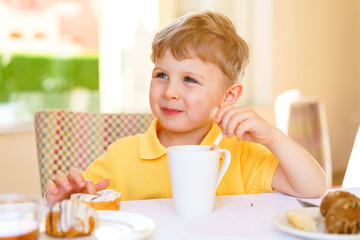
[0,0,359,195]
[0,0,271,130]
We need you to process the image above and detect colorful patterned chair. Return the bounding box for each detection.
[34,109,154,195]
[275,90,332,187]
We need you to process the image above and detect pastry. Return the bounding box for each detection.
[45,200,98,237]
[320,191,358,216]
[285,209,319,231]
[70,189,121,210]
[287,191,360,234]
[324,196,360,234]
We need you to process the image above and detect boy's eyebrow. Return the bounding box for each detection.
[153,67,161,71]
[152,65,168,71]
[152,67,163,73]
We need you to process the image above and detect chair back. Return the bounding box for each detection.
[275,89,301,134]
[34,109,154,194]
[342,126,360,188]
[275,90,332,187]
[287,98,332,186]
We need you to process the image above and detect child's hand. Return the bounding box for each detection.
[216,106,327,198]
[214,106,276,146]
[45,167,109,207]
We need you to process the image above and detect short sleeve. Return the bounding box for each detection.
[82,147,117,190]
[240,142,279,193]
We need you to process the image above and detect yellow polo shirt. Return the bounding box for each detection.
[83,119,279,200]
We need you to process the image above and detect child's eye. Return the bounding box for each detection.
[184,77,197,83]
[157,73,168,79]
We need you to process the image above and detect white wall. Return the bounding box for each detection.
[273,0,360,175]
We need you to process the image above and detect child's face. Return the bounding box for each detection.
[150,49,229,133]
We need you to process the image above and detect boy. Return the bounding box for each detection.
[45,11,326,206]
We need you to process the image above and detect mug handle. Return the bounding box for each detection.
[216,149,231,189]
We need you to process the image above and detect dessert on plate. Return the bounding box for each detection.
[70,189,121,210]
[285,209,319,232]
[320,191,360,234]
[286,190,360,234]
[45,199,98,238]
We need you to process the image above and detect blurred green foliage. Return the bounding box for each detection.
[0,53,99,102]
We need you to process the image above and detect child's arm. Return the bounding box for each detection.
[215,106,327,198]
[45,167,109,206]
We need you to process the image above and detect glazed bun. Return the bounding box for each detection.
[324,197,360,234]
[320,191,360,234]
[45,200,98,237]
[320,191,358,216]
[70,189,121,210]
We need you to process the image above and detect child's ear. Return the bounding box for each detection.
[221,83,243,107]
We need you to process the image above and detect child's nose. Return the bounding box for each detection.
[164,82,180,100]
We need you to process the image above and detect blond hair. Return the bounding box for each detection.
[151,11,249,84]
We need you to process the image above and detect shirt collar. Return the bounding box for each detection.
[139,119,167,159]
[139,118,223,160]
[200,123,222,146]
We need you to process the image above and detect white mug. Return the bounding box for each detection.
[167,145,231,217]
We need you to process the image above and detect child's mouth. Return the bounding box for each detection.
[162,108,182,116]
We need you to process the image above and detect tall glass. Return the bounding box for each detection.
[0,193,42,240]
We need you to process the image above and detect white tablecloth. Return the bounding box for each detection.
[120,188,360,240]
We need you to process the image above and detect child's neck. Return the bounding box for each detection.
[158,123,213,148]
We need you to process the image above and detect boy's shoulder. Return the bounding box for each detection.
[108,134,142,151]
[106,118,161,157]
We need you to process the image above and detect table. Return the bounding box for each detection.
[120,188,360,240]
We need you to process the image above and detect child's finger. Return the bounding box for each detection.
[218,107,239,133]
[214,106,230,124]
[95,178,110,191]
[226,110,252,136]
[68,167,86,188]
[54,171,72,192]
[234,119,252,141]
[222,107,253,133]
[45,180,59,194]
[85,180,97,195]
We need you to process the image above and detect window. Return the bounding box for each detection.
[0,0,100,131]
[0,0,272,131]
[97,0,158,113]
[98,0,273,112]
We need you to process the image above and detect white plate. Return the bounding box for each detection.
[41,210,155,240]
[95,210,154,240]
[273,207,360,240]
